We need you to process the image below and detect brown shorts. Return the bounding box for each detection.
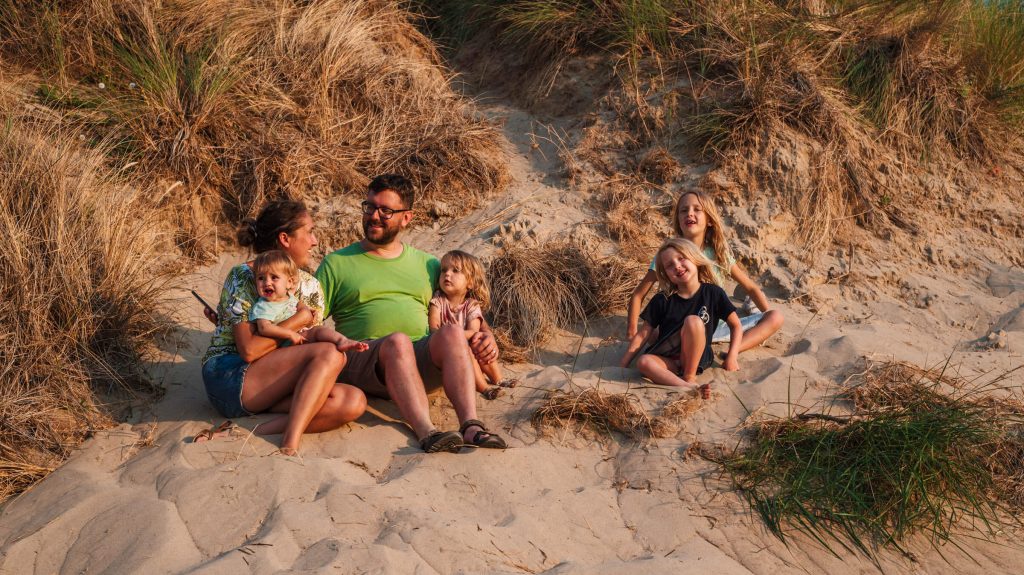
[337,333,443,399]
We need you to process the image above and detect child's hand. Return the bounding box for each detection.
[334,336,369,353]
[723,355,739,371]
[203,307,218,325]
[288,331,307,345]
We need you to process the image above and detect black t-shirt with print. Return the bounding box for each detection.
[639,283,737,370]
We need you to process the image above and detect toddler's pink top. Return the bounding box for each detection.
[429,291,483,330]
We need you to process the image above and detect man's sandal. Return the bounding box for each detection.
[419,430,464,453]
[192,420,238,443]
[459,419,507,450]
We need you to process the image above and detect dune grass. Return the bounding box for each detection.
[534,386,705,441]
[0,111,171,502]
[416,0,1024,251]
[488,238,638,356]
[0,0,508,257]
[699,360,1024,558]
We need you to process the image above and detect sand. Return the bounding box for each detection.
[1,96,1023,574]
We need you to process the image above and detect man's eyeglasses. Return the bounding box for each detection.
[360,201,411,221]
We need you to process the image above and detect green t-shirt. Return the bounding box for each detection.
[316,243,440,342]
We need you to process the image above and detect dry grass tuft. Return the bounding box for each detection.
[0,110,170,502]
[492,327,532,365]
[1,0,508,258]
[593,176,673,262]
[989,426,1024,508]
[533,387,705,441]
[488,238,640,353]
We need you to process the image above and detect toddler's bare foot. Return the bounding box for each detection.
[278,447,299,457]
[679,379,711,399]
[481,386,503,400]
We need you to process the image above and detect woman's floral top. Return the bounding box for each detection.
[201,263,324,364]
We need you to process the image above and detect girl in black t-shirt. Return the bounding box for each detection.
[620,238,743,398]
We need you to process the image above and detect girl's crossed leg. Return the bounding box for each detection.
[636,316,711,398]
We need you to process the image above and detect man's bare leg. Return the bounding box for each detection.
[377,332,435,441]
[428,324,499,442]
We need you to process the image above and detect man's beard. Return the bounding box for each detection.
[362,220,400,245]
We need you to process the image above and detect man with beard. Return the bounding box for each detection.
[315,174,507,453]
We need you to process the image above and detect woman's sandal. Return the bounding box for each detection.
[481,386,503,400]
[459,419,507,450]
[419,430,464,453]
[192,420,238,443]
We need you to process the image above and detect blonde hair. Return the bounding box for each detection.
[654,238,717,295]
[439,250,490,311]
[673,190,733,285]
[252,250,298,280]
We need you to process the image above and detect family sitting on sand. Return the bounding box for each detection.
[198,176,782,455]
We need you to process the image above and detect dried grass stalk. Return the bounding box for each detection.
[489,238,639,352]
[0,111,169,502]
[593,176,672,262]
[533,387,705,441]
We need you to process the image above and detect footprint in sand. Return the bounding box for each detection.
[986,268,1024,298]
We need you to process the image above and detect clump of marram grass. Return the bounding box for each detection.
[0,112,170,502]
[488,237,640,355]
[0,0,508,258]
[533,387,706,441]
[698,359,1024,559]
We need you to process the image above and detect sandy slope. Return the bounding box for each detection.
[1,98,1023,574]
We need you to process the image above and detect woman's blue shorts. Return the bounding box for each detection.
[202,353,255,419]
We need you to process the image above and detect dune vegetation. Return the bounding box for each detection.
[416,0,1024,249]
[699,360,1024,558]
[0,113,169,501]
[1,0,508,258]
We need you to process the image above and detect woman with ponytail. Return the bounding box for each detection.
[200,200,366,455]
